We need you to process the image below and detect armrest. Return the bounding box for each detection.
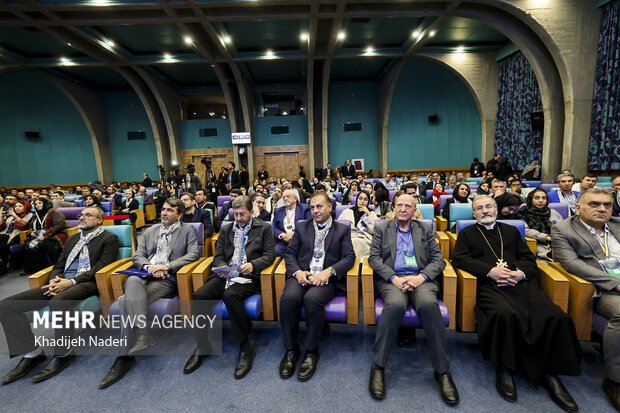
[204,236,214,257]
[131,208,145,229]
[537,262,569,312]
[346,258,361,324]
[144,204,157,221]
[211,234,219,257]
[361,257,376,325]
[454,267,477,332]
[66,227,79,238]
[436,231,450,260]
[191,256,214,293]
[446,232,458,259]
[274,259,287,318]
[110,270,131,300]
[260,257,282,321]
[442,259,457,330]
[177,258,206,318]
[549,262,595,341]
[525,236,537,256]
[28,265,54,289]
[436,216,448,232]
[95,258,133,317]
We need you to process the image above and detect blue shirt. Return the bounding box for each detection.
[394,224,418,275]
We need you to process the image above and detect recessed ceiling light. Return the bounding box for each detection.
[163,53,173,61]
[300,33,308,41]
[91,0,109,5]
[429,30,436,37]
[209,112,215,117]
[337,32,346,40]
[364,46,374,55]
[184,36,193,45]
[282,111,288,116]
[456,45,465,53]
[265,50,275,59]
[105,39,115,48]
[411,31,420,38]
[67,42,72,46]
[171,160,178,166]
[223,36,231,44]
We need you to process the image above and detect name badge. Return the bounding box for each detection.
[404,253,417,267]
[212,187,216,193]
[599,258,620,278]
[285,224,294,232]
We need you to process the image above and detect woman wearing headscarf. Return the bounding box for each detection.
[337,190,377,257]
[521,188,563,261]
[442,183,472,225]
[494,192,523,220]
[120,189,139,213]
[0,200,33,274]
[475,181,491,196]
[425,182,449,216]
[84,195,103,208]
[22,198,67,274]
[342,181,359,205]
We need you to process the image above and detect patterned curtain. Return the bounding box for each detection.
[494,52,543,171]
[588,0,620,171]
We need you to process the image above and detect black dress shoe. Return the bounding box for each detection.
[1,354,47,384]
[369,364,385,400]
[279,348,300,379]
[31,352,78,383]
[541,375,578,412]
[434,371,459,405]
[128,333,156,356]
[496,366,517,402]
[602,377,620,412]
[234,345,256,380]
[99,356,136,389]
[184,347,208,374]
[297,351,320,382]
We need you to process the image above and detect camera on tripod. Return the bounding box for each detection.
[200,155,212,171]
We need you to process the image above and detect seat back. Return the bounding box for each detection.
[449,203,473,229]
[439,195,452,210]
[415,218,434,231]
[335,219,351,227]
[549,202,569,219]
[217,195,230,207]
[187,222,204,257]
[56,207,85,228]
[74,199,83,207]
[541,184,558,192]
[388,190,396,201]
[456,219,526,239]
[100,201,112,215]
[103,225,133,258]
[522,180,542,188]
[416,203,434,220]
[332,192,342,202]
[335,204,353,218]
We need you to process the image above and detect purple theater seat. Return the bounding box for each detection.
[335,220,351,227]
[217,195,231,207]
[593,313,609,337]
[439,195,452,210]
[217,294,263,319]
[541,184,558,192]
[336,204,353,218]
[57,207,85,228]
[300,296,347,323]
[523,180,542,188]
[549,203,569,219]
[109,296,180,318]
[375,298,450,327]
[333,192,342,203]
[388,190,396,201]
[187,222,204,257]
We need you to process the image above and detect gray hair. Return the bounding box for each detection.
[232,195,253,211]
[556,172,574,181]
[577,187,612,206]
[83,206,105,220]
[472,195,497,208]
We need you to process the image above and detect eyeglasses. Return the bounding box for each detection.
[587,201,612,209]
[77,213,96,219]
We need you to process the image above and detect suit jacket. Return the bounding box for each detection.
[612,191,620,217]
[140,192,154,205]
[257,170,269,181]
[220,201,233,222]
[240,170,249,189]
[213,218,276,280]
[552,216,620,298]
[133,222,200,282]
[255,209,271,222]
[50,229,119,284]
[369,220,445,284]
[342,164,356,178]
[284,219,355,291]
[273,203,312,239]
[184,207,213,238]
[230,170,241,189]
[142,177,153,188]
[548,190,579,204]
[323,168,334,179]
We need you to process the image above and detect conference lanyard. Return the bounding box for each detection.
[596,231,610,259]
[561,192,577,208]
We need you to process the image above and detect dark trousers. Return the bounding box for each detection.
[0,281,97,357]
[279,277,336,352]
[373,280,449,373]
[193,276,259,353]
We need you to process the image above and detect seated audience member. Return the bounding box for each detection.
[425,182,448,216]
[92,189,103,200]
[120,189,139,213]
[185,196,275,379]
[552,188,620,410]
[364,183,375,203]
[0,206,118,384]
[374,184,391,218]
[491,179,506,198]
[337,190,377,258]
[194,188,212,211]
[266,186,283,214]
[452,195,580,411]
[314,184,337,219]
[152,183,168,213]
[495,156,513,181]
[386,191,423,220]
[220,189,243,222]
[84,195,102,208]
[291,180,312,204]
[476,181,492,197]
[80,187,92,203]
[0,200,33,274]
[447,175,458,190]
[521,188,563,262]
[17,191,27,202]
[138,186,154,205]
[99,198,199,388]
[572,173,598,193]
[279,193,355,381]
[509,179,530,200]
[402,182,425,204]
[549,173,579,216]
[141,172,152,188]
[23,198,67,275]
[442,183,472,225]
[180,193,214,238]
[368,194,459,404]
[383,174,397,191]
[329,179,338,193]
[494,193,523,220]
[251,192,271,222]
[51,191,76,209]
[342,181,360,205]
[273,189,311,257]
[613,175,620,217]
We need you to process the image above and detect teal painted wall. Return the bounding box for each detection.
[252,115,308,147]
[388,58,482,169]
[328,82,379,172]
[103,91,159,182]
[181,119,232,149]
[0,70,97,186]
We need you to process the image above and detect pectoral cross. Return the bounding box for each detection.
[496,259,508,268]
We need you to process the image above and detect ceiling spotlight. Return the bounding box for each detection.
[91,0,109,5]
[67,42,72,46]
[105,39,115,48]
[265,50,275,59]
[209,112,215,117]
[411,31,420,38]
[456,45,465,53]
[171,160,178,166]
[364,46,374,55]
[163,53,173,61]
[282,111,288,116]
[429,30,436,37]
[300,33,308,41]
[223,36,231,44]
[193,112,197,115]
[337,32,346,40]
[184,36,193,45]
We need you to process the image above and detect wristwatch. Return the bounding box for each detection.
[328,267,336,277]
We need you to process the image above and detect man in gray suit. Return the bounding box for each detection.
[98,197,200,388]
[552,187,620,410]
[368,194,458,404]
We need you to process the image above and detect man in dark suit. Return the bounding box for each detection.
[239,165,249,190]
[314,184,337,219]
[552,188,620,410]
[612,175,620,217]
[0,206,119,384]
[180,193,213,238]
[141,173,153,188]
[251,192,271,222]
[99,197,200,388]
[341,159,356,180]
[279,192,355,381]
[257,165,269,182]
[323,162,334,180]
[220,189,242,223]
[138,186,154,205]
[226,161,241,191]
[272,189,311,257]
[368,194,458,403]
[184,195,276,379]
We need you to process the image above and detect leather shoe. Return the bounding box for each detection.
[99,356,136,389]
[496,365,517,402]
[541,375,578,412]
[434,371,459,405]
[279,347,300,379]
[234,345,256,380]
[297,351,320,382]
[369,364,385,400]
[184,347,208,374]
[128,333,156,356]
[31,352,78,383]
[602,377,620,411]
[1,354,47,384]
